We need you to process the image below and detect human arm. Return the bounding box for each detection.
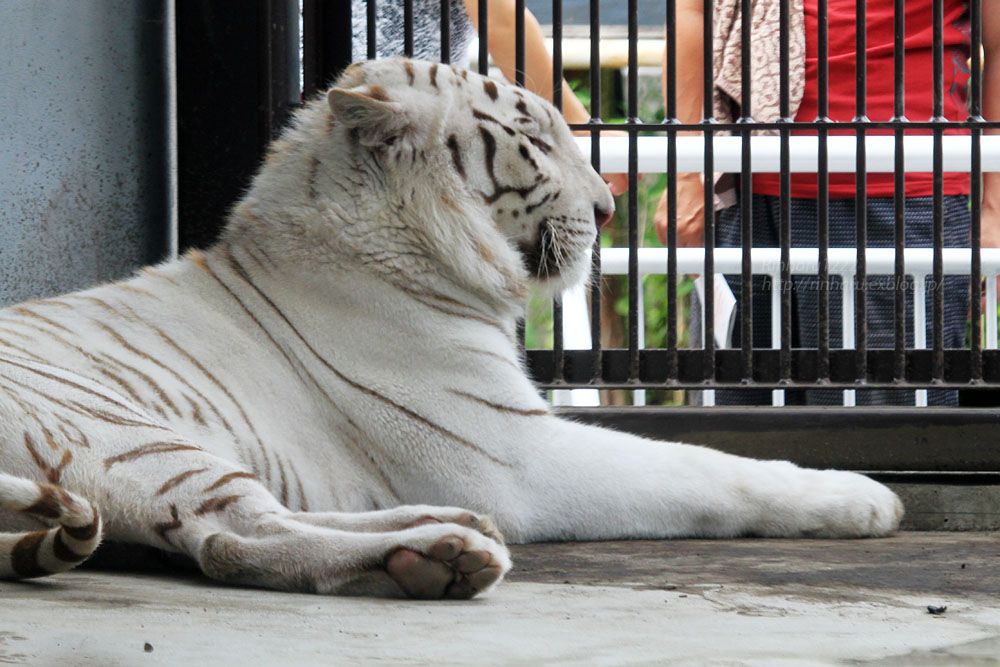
[654,0,709,246]
[461,0,628,195]
[981,7,1000,247]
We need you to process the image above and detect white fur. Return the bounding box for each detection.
[0,60,902,597]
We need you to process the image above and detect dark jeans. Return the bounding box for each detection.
[700,194,971,406]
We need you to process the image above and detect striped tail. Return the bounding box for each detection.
[0,473,102,579]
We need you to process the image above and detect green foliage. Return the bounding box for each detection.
[524,287,554,349]
[567,77,591,110]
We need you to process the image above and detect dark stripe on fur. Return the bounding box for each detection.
[0,356,146,416]
[62,506,101,541]
[291,464,309,512]
[67,401,163,429]
[446,388,549,416]
[400,290,510,338]
[446,135,466,180]
[154,505,182,545]
[91,321,184,418]
[157,467,211,495]
[57,420,90,450]
[0,338,46,362]
[100,277,270,481]
[478,128,541,204]
[11,531,49,578]
[139,302,271,475]
[527,135,552,154]
[275,456,290,507]
[23,484,65,519]
[454,345,523,370]
[194,495,243,516]
[53,528,91,563]
[473,109,516,135]
[10,307,75,335]
[24,434,71,484]
[483,79,498,101]
[104,442,203,470]
[204,471,257,493]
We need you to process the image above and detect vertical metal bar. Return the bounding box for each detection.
[589,0,603,384]
[286,0,301,105]
[405,0,414,57]
[892,0,906,383]
[701,0,716,384]
[770,268,784,404]
[778,0,792,387]
[440,0,451,63]
[551,0,564,381]
[931,0,945,382]
[627,0,639,382]
[261,0,293,141]
[739,0,753,384]
[301,0,353,97]
[590,0,601,114]
[665,0,679,382]
[970,0,984,381]
[302,0,319,98]
[477,0,488,73]
[854,0,868,388]
[514,0,525,367]
[551,0,562,104]
[515,0,525,85]
[367,0,377,59]
[816,0,830,383]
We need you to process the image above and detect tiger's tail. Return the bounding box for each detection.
[0,473,102,579]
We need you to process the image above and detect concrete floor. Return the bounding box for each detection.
[2,533,998,666]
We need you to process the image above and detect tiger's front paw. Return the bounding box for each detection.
[799,470,904,538]
[848,473,905,536]
[385,523,511,599]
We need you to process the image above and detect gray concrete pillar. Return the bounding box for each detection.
[0,0,170,305]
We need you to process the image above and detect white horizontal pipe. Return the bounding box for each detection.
[576,135,1000,173]
[471,38,666,70]
[598,247,1000,277]
[545,38,665,69]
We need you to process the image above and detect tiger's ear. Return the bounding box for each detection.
[327,86,410,147]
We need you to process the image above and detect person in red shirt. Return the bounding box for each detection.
[655,0,1000,405]
[754,0,972,198]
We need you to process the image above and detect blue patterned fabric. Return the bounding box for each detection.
[709,194,971,406]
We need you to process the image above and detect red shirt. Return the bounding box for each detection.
[753,0,971,198]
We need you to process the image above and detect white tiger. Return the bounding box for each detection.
[0,59,903,599]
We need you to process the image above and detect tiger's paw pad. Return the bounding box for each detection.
[385,535,506,600]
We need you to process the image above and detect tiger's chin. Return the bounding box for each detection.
[515,219,595,296]
[520,248,593,297]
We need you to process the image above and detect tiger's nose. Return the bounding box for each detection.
[594,205,614,229]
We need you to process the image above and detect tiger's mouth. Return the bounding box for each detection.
[517,220,563,281]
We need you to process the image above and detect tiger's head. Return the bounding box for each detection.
[239,58,614,306]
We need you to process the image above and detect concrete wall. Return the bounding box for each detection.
[0,0,170,305]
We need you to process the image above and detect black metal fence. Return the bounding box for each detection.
[175,0,1000,474]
